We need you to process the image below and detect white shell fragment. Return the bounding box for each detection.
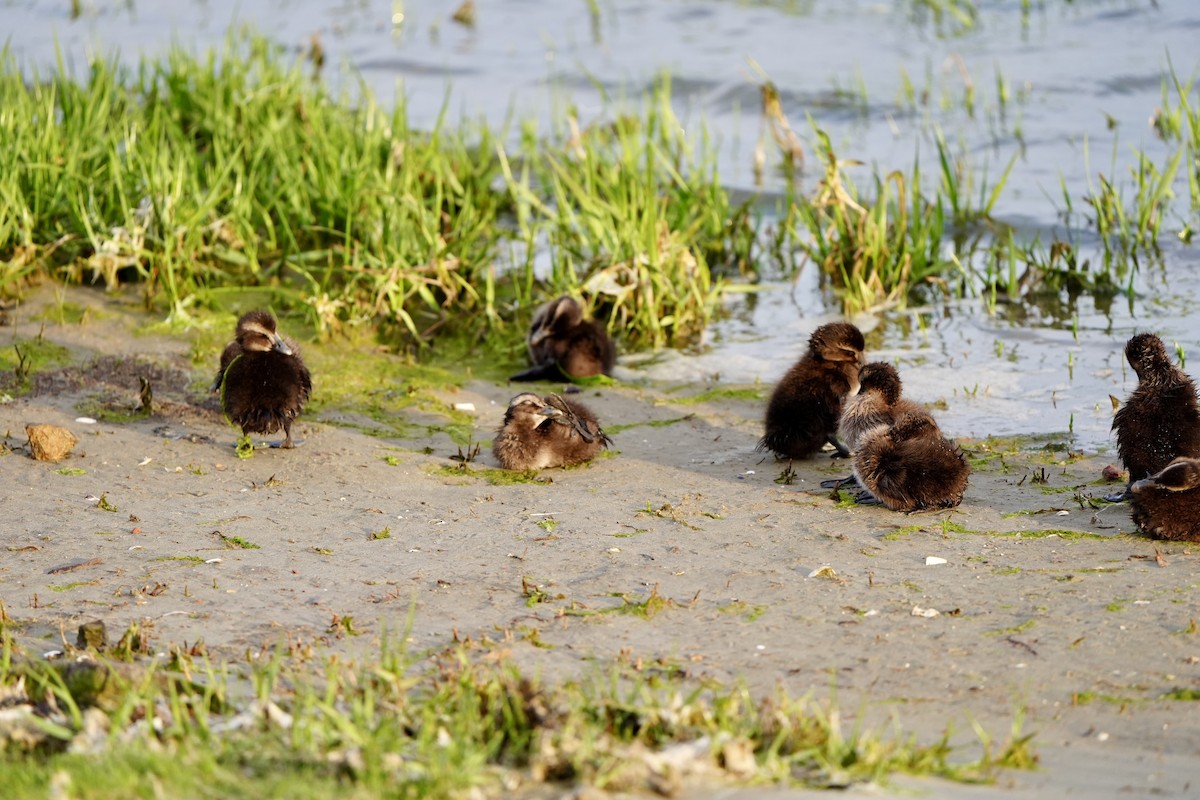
[807,565,837,579]
[75,417,97,424]
[452,403,476,412]
[925,556,948,566]
[911,606,941,618]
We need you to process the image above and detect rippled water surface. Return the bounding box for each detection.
[8,0,1200,448]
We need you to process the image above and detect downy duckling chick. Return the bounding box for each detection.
[1129,457,1200,542]
[853,412,970,512]
[820,361,933,489]
[511,296,616,382]
[211,310,312,449]
[839,362,932,454]
[1111,333,1200,498]
[493,392,613,470]
[759,322,866,459]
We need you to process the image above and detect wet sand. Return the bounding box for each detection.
[1,288,1197,798]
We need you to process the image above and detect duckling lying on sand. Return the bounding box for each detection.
[511,296,616,382]
[493,392,612,470]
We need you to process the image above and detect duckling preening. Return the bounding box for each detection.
[1110,333,1200,500]
[759,322,866,459]
[493,392,612,470]
[820,361,933,489]
[211,310,312,449]
[511,296,616,382]
[1129,457,1200,542]
[853,411,970,512]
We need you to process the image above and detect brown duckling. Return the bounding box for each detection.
[211,310,312,449]
[511,296,616,382]
[839,361,932,453]
[853,411,970,512]
[1129,457,1200,542]
[1110,333,1200,499]
[493,392,612,470]
[759,322,865,459]
[820,361,932,489]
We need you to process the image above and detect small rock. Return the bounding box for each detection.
[925,556,948,566]
[26,424,79,462]
[1101,464,1123,482]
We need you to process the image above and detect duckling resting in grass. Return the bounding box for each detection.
[1110,333,1200,500]
[758,322,866,459]
[1129,457,1200,542]
[511,296,616,382]
[820,361,933,489]
[852,411,970,512]
[493,392,612,470]
[211,310,312,449]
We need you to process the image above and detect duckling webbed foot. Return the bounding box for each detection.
[819,475,860,490]
[1102,487,1130,503]
[853,489,882,506]
[509,362,568,382]
[826,433,851,458]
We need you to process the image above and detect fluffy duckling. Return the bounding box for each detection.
[1129,457,1200,542]
[759,322,865,459]
[211,310,312,449]
[839,362,932,454]
[493,392,612,470]
[511,296,616,382]
[1111,333,1200,497]
[821,361,932,489]
[853,412,970,512]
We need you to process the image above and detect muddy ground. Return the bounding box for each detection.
[1,287,1197,799]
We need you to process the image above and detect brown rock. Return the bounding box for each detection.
[25,423,78,461]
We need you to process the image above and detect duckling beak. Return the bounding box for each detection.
[537,405,564,419]
[272,335,293,356]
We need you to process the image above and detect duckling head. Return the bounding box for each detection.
[1125,333,1172,382]
[857,362,903,406]
[236,310,293,355]
[1132,457,1200,494]
[503,392,561,428]
[529,296,585,349]
[808,322,866,366]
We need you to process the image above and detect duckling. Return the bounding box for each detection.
[511,296,616,382]
[1129,457,1200,542]
[820,361,932,489]
[1110,333,1200,499]
[493,392,612,470]
[211,310,312,449]
[759,322,865,459]
[853,411,970,512]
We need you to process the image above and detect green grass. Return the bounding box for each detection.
[0,632,1037,798]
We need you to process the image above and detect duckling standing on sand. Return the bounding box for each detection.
[1110,333,1200,499]
[820,361,932,489]
[511,296,616,382]
[852,411,970,512]
[1129,457,1200,542]
[211,310,312,449]
[493,392,612,470]
[759,322,866,459]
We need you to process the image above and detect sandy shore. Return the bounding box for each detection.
[1,288,1197,798]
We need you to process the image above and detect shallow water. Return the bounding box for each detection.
[8,0,1200,448]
